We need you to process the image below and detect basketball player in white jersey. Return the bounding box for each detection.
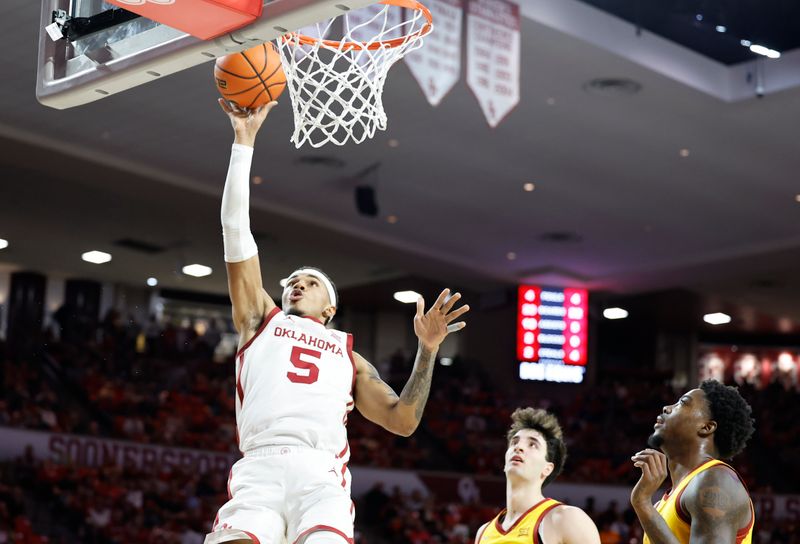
[205,99,470,544]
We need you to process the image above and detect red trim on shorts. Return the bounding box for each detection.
[213,512,220,531]
[292,525,353,544]
[340,462,348,488]
[237,306,281,357]
[346,334,357,398]
[226,467,233,500]
[244,530,261,544]
[532,501,562,544]
[336,442,349,459]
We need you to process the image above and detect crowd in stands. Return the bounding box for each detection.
[1,307,799,543]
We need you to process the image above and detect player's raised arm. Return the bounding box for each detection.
[218,99,279,338]
[354,289,469,437]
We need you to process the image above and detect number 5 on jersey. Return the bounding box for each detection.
[288,346,321,384]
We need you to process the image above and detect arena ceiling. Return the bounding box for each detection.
[1,0,800,323]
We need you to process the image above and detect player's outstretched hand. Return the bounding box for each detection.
[218,98,278,147]
[413,289,469,352]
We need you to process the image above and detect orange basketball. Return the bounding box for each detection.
[214,42,286,109]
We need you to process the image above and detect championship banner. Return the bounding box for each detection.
[404,0,463,106]
[466,0,520,127]
[0,426,238,475]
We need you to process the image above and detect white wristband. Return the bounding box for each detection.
[221,144,258,263]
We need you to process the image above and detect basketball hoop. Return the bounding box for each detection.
[277,0,433,148]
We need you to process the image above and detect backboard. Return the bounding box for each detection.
[37,0,379,109]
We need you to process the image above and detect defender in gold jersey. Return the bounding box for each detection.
[476,408,600,544]
[630,380,756,544]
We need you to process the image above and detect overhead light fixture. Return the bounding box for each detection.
[388,139,400,148]
[740,39,751,47]
[795,194,800,203]
[749,44,781,59]
[506,252,517,261]
[393,290,421,304]
[182,264,212,277]
[523,183,535,192]
[603,307,629,320]
[679,148,690,157]
[695,14,703,21]
[715,25,726,33]
[146,277,158,287]
[0,239,8,250]
[82,250,112,264]
[252,176,263,185]
[439,357,453,366]
[386,215,398,224]
[704,312,732,325]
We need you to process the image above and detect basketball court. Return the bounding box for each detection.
[0,0,800,542]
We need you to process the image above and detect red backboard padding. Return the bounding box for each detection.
[105,0,263,40]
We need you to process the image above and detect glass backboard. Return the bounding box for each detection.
[37,0,379,109]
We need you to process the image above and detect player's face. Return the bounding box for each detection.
[649,388,711,449]
[282,274,334,321]
[504,429,553,485]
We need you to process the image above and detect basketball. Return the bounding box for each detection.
[214,42,286,109]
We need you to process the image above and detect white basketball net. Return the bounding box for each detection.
[277,1,433,148]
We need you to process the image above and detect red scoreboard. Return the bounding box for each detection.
[516,285,589,383]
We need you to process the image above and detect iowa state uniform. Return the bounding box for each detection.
[643,459,754,544]
[478,499,562,544]
[206,308,357,544]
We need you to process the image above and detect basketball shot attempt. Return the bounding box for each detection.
[476,408,601,544]
[206,99,469,544]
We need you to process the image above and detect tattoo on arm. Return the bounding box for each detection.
[399,346,436,421]
[365,361,399,401]
[698,487,732,520]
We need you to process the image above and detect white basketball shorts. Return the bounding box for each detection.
[205,445,354,544]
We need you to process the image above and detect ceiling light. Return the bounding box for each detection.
[182,264,212,277]
[523,183,535,192]
[0,239,8,250]
[750,44,781,59]
[679,148,690,157]
[82,250,112,264]
[740,39,751,47]
[695,14,703,21]
[146,277,158,287]
[387,215,398,224]
[252,176,263,185]
[715,25,726,33]
[388,139,400,148]
[439,357,453,366]
[704,312,732,325]
[603,307,628,320]
[506,252,517,260]
[795,194,800,203]
[393,290,421,304]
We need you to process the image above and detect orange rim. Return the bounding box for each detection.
[283,0,433,51]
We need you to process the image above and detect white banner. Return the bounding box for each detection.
[0,426,238,475]
[466,0,520,127]
[404,0,463,106]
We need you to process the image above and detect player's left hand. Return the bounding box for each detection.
[630,448,668,508]
[413,289,469,352]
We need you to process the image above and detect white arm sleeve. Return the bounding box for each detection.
[221,143,259,263]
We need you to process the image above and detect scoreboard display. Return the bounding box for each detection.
[517,285,589,383]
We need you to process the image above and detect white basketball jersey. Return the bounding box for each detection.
[235,308,355,459]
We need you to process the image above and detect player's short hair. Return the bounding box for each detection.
[507,408,567,488]
[699,380,755,459]
[294,265,338,324]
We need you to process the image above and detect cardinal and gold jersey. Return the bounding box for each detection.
[643,459,754,544]
[478,498,562,544]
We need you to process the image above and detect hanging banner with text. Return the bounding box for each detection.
[405,0,463,106]
[466,0,520,127]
